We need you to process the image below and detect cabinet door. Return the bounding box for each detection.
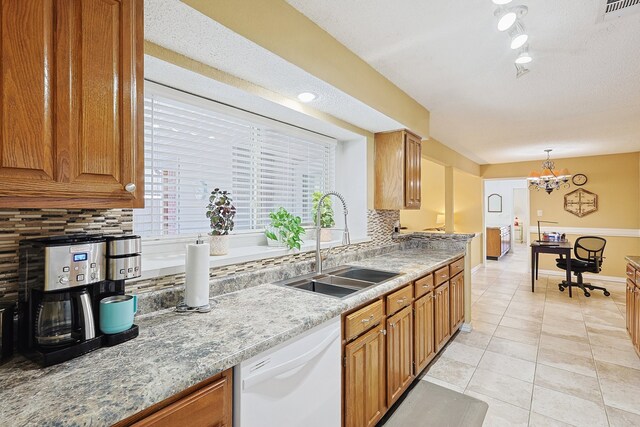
[414,292,436,374]
[635,285,640,354]
[131,371,232,427]
[627,280,635,340]
[387,306,414,406]
[0,0,143,208]
[450,273,464,333]
[434,283,451,352]
[55,0,143,206]
[0,0,56,187]
[345,327,387,427]
[404,132,421,209]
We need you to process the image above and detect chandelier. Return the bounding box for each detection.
[527,149,570,194]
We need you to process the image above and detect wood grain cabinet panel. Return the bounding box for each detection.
[414,273,434,299]
[434,282,451,352]
[345,327,387,427]
[116,369,232,427]
[414,292,436,374]
[0,0,55,183]
[627,279,635,342]
[385,284,413,316]
[345,300,384,342]
[386,306,414,406]
[374,129,422,210]
[450,273,464,333]
[634,282,640,356]
[0,0,143,208]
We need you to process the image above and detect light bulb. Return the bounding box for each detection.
[515,53,532,64]
[497,12,517,31]
[511,34,528,49]
[297,92,317,103]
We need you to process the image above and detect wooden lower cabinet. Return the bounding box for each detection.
[386,306,414,406]
[414,291,436,373]
[450,273,464,333]
[116,369,232,427]
[345,326,387,427]
[434,282,451,352]
[627,279,635,341]
[635,284,640,356]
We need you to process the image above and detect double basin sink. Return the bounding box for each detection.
[276,266,400,299]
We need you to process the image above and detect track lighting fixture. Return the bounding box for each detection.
[515,46,532,64]
[494,5,528,31]
[508,22,528,49]
[491,2,534,77]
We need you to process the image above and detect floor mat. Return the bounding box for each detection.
[380,380,488,427]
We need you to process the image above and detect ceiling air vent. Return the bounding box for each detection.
[598,0,640,21]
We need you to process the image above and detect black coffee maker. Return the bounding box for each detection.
[18,234,140,366]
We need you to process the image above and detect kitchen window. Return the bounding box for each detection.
[135,82,336,238]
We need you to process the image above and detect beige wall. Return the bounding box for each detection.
[423,138,480,177]
[400,159,445,230]
[483,152,640,278]
[454,169,484,268]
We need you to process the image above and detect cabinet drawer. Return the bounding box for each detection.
[636,270,640,286]
[627,264,636,283]
[345,300,384,341]
[386,284,413,315]
[414,274,434,299]
[449,258,464,278]
[434,266,449,286]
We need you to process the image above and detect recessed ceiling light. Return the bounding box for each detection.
[297,92,317,103]
[492,0,513,4]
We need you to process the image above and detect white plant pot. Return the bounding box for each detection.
[209,235,229,256]
[320,228,332,242]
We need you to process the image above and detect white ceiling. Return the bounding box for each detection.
[144,0,403,140]
[286,0,640,164]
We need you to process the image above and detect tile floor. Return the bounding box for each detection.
[422,243,640,427]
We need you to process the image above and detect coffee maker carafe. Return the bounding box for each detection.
[35,288,95,348]
[19,235,106,366]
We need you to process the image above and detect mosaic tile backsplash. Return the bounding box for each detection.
[0,208,399,304]
[0,209,133,302]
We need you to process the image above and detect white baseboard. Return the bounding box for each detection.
[537,269,625,283]
[471,264,482,274]
[460,322,473,332]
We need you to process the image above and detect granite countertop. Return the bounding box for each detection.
[0,247,464,426]
[625,256,640,270]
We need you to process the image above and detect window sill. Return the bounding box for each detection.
[137,236,372,281]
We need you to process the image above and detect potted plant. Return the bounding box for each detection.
[206,188,237,255]
[312,191,335,242]
[265,207,305,250]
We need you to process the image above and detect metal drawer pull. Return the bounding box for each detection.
[125,183,136,192]
[422,284,430,288]
[441,274,447,278]
[397,296,407,304]
[361,314,375,324]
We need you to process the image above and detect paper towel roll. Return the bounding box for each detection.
[184,242,210,307]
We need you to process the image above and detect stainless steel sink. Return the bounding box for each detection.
[327,266,400,284]
[276,266,400,299]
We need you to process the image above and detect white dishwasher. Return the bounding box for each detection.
[234,316,341,427]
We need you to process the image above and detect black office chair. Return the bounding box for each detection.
[556,236,610,297]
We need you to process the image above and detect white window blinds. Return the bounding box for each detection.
[134,83,336,237]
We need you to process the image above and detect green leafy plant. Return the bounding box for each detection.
[206,188,237,236]
[265,207,305,250]
[311,191,335,228]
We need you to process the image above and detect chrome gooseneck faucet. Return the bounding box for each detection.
[316,191,350,273]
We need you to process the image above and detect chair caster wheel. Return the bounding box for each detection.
[558,284,564,291]
[604,291,611,297]
[584,292,591,297]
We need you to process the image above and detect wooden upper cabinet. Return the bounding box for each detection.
[0,0,143,208]
[374,129,422,210]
